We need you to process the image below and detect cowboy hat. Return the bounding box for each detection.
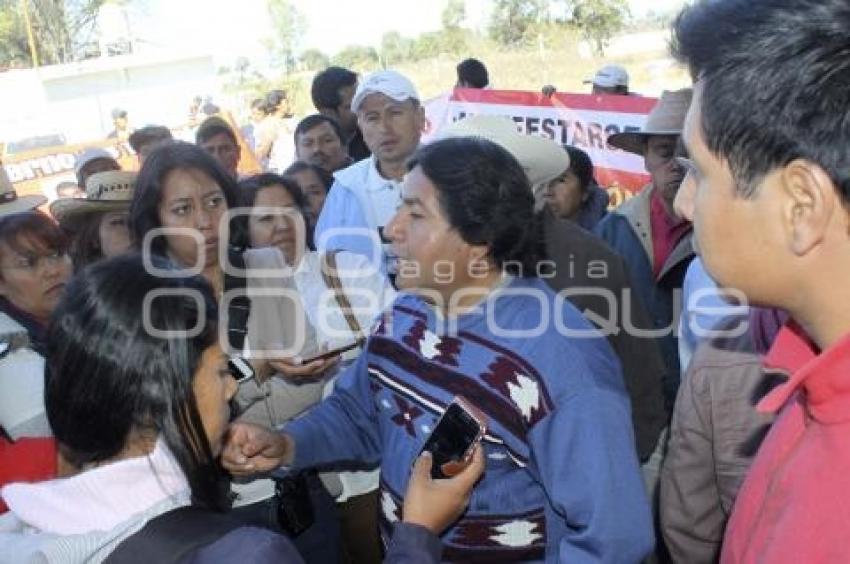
[0,166,46,217]
[607,88,693,156]
[439,114,569,188]
[50,170,136,227]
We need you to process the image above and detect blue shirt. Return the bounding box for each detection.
[678,257,748,373]
[287,276,654,562]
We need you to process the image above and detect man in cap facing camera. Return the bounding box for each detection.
[314,69,424,276]
[542,63,630,98]
[584,64,630,95]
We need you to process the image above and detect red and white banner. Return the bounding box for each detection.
[423,88,657,205]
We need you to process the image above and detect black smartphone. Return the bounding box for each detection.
[300,341,361,364]
[418,397,487,479]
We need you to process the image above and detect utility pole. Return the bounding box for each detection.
[20,0,40,68]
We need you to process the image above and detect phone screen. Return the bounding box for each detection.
[419,402,484,479]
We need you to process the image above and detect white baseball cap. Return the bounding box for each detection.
[73,148,116,177]
[351,70,420,112]
[584,65,629,89]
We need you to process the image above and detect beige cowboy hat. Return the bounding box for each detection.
[0,165,46,217]
[439,114,570,188]
[50,170,136,227]
[607,88,693,156]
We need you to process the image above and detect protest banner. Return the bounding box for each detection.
[423,88,658,206]
[1,111,261,205]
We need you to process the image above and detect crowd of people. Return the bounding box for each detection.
[1,0,849,562]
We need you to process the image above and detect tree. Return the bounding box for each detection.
[487,0,543,46]
[266,0,306,73]
[565,0,629,54]
[380,31,412,66]
[410,31,443,61]
[441,0,465,30]
[332,44,378,72]
[300,48,329,71]
[0,0,107,68]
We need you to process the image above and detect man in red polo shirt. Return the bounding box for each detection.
[673,0,850,561]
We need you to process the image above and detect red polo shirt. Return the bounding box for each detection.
[649,189,690,279]
[721,322,850,563]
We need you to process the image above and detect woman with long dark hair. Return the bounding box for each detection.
[0,254,298,561]
[0,255,484,563]
[127,142,341,562]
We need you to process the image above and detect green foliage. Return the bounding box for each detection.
[441,0,465,30]
[410,31,443,61]
[487,0,628,54]
[567,0,629,55]
[0,3,30,68]
[266,0,306,73]
[332,44,379,72]
[0,0,106,68]
[380,31,413,66]
[300,48,329,71]
[488,0,544,46]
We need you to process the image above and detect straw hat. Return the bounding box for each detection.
[0,166,46,217]
[439,114,569,187]
[50,170,136,227]
[607,88,693,156]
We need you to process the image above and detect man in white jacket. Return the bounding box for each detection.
[313,70,424,277]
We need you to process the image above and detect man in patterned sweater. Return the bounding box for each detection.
[224,137,654,562]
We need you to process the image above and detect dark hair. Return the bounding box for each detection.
[407,137,542,276]
[129,142,243,256]
[564,145,596,194]
[128,126,174,154]
[283,161,334,193]
[672,0,850,199]
[45,254,229,510]
[238,172,307,211]
[265,89,287,111]
[237,173,309,249]
[0,211,67,279]
[456,58,489,88]
[311,66,357,111]
[195,116,238,146]
[250,98,267,114]
[62,211,106,271]
[294,114,343,146]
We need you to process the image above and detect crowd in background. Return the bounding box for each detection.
[1,0,849,562]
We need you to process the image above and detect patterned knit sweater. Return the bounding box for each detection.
[287,276,654,562]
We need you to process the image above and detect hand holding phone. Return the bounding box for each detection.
[403,443,485,534]
[299,340,361,364]
[418,397,487,479]
[267,343,344,380]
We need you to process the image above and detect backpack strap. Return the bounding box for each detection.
[104,505,243,564]
[224,250,252,353]
[320,251,366,346]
